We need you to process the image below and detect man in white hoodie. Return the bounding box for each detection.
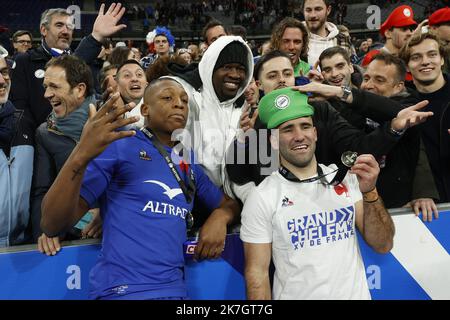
[303,0,345,66]
[167,36,253,197]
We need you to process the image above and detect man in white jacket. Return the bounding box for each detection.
[168,36,253,197]
[303,0,342,66]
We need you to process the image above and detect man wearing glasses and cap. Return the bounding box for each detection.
[240,88,395,300]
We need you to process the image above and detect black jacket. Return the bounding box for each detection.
[30,124,78,241]
[91,57,106,94]
[333,88,439,208]
[10,35,102,144]
[415,74,450,203]
[0,101,15,150]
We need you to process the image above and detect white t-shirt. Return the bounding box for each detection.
[240,164,370,300]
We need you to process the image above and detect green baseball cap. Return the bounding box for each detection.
[258,88,314,129]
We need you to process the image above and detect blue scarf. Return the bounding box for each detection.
[41,39,72,57]
[48,95,96,141]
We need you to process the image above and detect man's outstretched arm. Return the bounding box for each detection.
[41,93,138,236]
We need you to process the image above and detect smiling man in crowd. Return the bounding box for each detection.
[168,36,253,199]
[115,60,148,129]
[10,3,126,146]
[400,31,450,203]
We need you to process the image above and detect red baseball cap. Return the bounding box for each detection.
[429,7,450,26]
[380,5,417,37]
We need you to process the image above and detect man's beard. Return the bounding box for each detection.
[416,77,439,87]
[393,34,410,50]
[0,84,10,104]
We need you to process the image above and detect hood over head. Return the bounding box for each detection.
[199,35,254,105]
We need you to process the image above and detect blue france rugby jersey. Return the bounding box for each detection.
[80,129,223,299]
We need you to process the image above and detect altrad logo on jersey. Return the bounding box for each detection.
[141,180,189,220]
[144,180,183,199]
[287,206,355,250]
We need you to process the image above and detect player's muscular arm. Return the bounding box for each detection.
[355,195,395,253]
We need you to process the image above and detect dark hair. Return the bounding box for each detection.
[354,39,365,50]
[399,31,446,65]
[40,8,71,29]
[107,46,132,66]
[254,50,291,80]
[229,25,247,41]
[143,77,183,103]
[371,52,407,84]
[202,19,226,43]
[45,55,94,97]
[270,17,309,63]
[318,46,351,69]
[12,30,33,42]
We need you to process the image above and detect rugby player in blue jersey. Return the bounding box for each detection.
[41,78,240,300]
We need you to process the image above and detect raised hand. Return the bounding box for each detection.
[306,61,324,83]
[76,92,138,163]
[240,103,259,132]
[307,69,325,83]
[413,19,429,36]
[350,154,380,193]
[92,3,127,42]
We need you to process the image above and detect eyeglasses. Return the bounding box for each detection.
[15,40,32,45]
[0,67,10,79]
